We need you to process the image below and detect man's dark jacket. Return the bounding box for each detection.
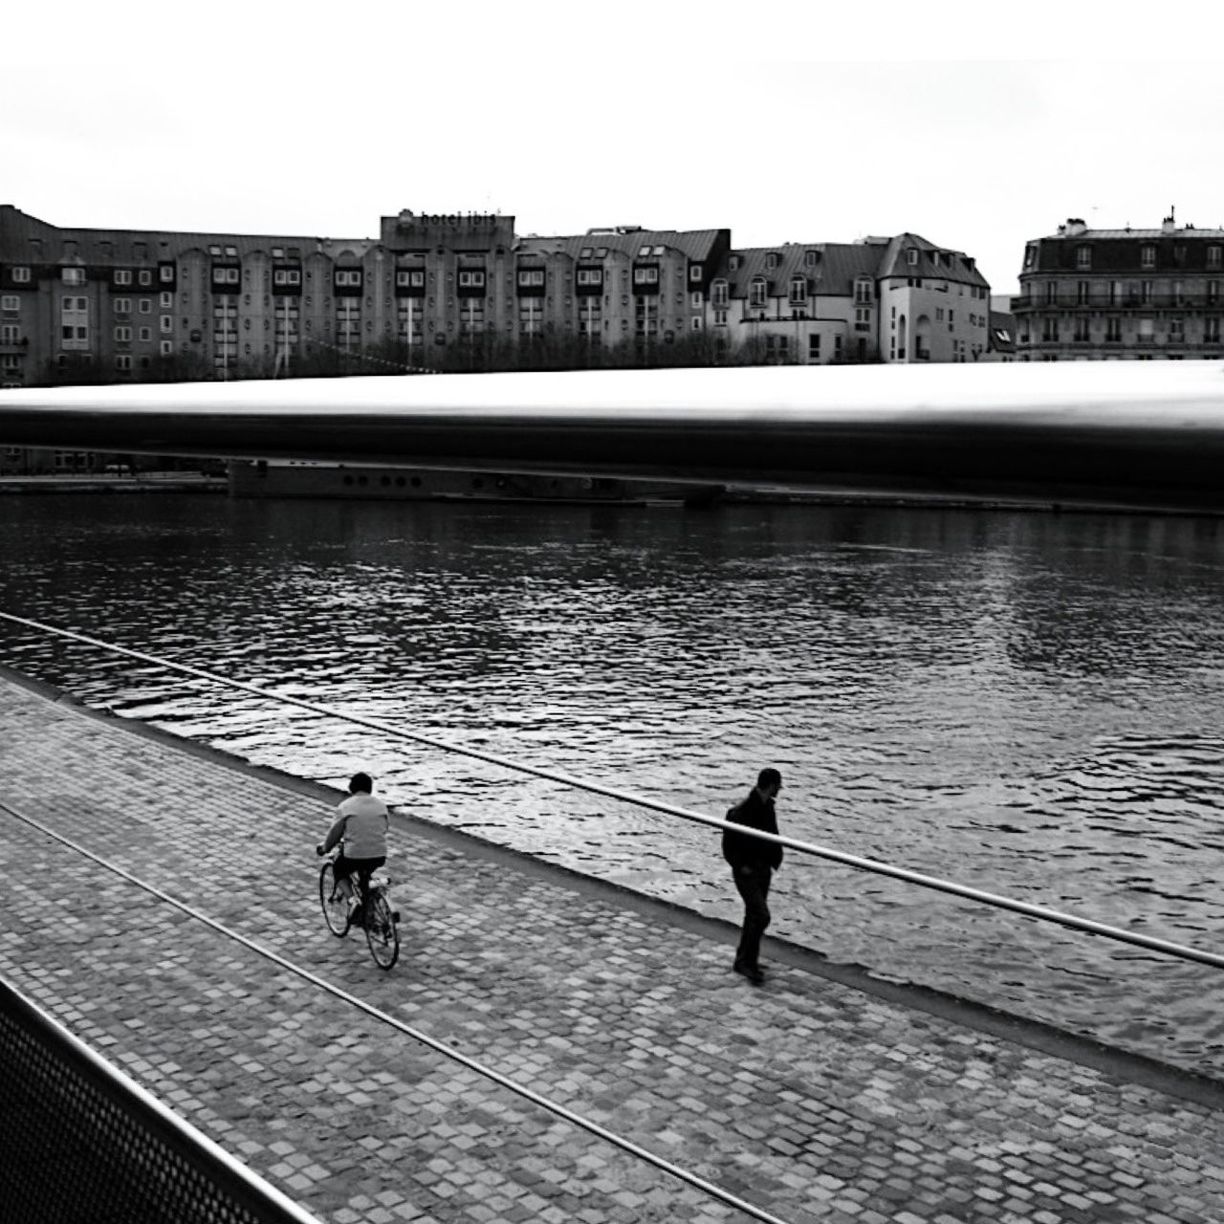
[721,788,783,869]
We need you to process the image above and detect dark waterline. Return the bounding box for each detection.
[3,494,1224,1077]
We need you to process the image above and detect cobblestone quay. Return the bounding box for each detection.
[2,667,1223,1224]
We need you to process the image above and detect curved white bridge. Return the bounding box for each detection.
[3,361,1224,511]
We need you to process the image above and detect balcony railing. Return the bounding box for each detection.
[1012,293,1223,312]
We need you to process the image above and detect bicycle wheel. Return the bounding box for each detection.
[319,862,351,938]
[364,892,399,970]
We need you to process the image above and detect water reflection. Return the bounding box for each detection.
[2,495,1224,1074]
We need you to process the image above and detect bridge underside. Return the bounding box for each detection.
[2,362,1223,513]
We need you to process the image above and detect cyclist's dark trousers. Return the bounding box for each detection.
[732,863,772,969]
[335,854,385,916]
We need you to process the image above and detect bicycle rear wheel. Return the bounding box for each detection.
[319,862,351,937]
[364,892,399,970]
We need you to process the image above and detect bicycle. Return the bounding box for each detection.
[318,851,400,970]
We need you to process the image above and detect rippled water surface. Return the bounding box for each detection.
[3,494,1224,1075]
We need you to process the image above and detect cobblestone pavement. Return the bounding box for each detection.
[2,672,1224,1224]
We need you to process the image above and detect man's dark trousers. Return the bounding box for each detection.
[732,863,772,969]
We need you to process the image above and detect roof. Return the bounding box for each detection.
[988,309,1016,353]
[0,204,372,263]
[724,243,881,298]
[876,232,990,288]
[1040,226,1224,241]
[518,228,728,263]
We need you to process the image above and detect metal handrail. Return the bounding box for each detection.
[2,608,1223,972]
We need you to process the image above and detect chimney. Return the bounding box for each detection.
[1162,206,1177,234]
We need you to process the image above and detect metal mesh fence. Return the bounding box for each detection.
[0,977,320,1224]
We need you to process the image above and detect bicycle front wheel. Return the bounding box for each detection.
[319,862,351,938]
[364,892,399,970]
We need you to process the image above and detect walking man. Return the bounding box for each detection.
[722,767,783,985]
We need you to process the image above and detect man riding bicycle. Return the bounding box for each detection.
[316,772,389,927]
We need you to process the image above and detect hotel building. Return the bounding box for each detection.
[0,203,989,390]
[1012,214,1224,360]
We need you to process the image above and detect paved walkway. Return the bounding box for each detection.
[2,669,1223,1224]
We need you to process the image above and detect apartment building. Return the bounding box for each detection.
[1012,213,1224,360]
[0,203,989,388]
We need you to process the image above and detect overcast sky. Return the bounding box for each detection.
[7,3,1224,297]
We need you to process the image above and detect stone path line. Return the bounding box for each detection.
[2,668,1223,1224]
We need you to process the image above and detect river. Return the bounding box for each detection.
[2,492,1224,1077]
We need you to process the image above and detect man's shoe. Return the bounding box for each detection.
[734,962,765,985]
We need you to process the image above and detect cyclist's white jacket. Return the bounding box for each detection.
[322,792,389,860]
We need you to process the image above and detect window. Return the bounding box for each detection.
[459,298,484,334]
[1106,317,1122,342]
[517,268,545,288]
[805,250,819,267]
[766,253,779,271]
[114,269,132,286]
[11,266,31,283]
[907,248,919,266]
[159,264,175,283]
[160,340,173,355]
[854,307,871,332]
[711,279,728,308]
[854,279,872,305]
[1141,245,1156,269]
[634,296,658,337]
[1169,317,1185,341]
[1206,317,1221,343]
[115,354,132,371]
[1209,246,1223,270]
[749,277,767,308]
[160,291,173,308]
[1076,245,1092,269]
[212,267,240,286]
[113,297,131,314]
[396,299,423,346]
[0,295,18,312]
[0,323,19,343]
[1141,280,1153,304]
[114,326,132,342]
[518,299,543,337]
[160,315,173,333]
[689,264,702,283]
[1209,281,1221,305]
[335,269,363,288]
[395,269,426,288]
[138,299,152,314]
[62,267,86,285]
[690,292,702,309]
[1077,281,1090,305]
[274,268,302,287]
[138,270,152,286]
[457,269,486,289]
[633,266,659,285]
[729,256,740,272]
[808,333,821,360]
[578,298,602,339]
[713,309,727,327]
[1073,318,1090,342]
[1042,318,1059,342]
[139,327,151,342]
[789,276,807,305]
[335,299,361,345]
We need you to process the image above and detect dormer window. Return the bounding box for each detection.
[711,279,728,307]
[1141,244,1156,269]
[594,246,608,258]
[789,275,807,305]
[906,248,919,266]
[729,255,740,272]
[749,276,768,308]
[208,245,222,256]
[638,245,652,258]
[766,253,779,271]
[804,250,819,267]
[1023,245,1037,270]
[1076,245,1092,269]
[224,246,238,257]
[579,246,593,258]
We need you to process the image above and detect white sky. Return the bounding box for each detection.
[6,2,1224,297]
